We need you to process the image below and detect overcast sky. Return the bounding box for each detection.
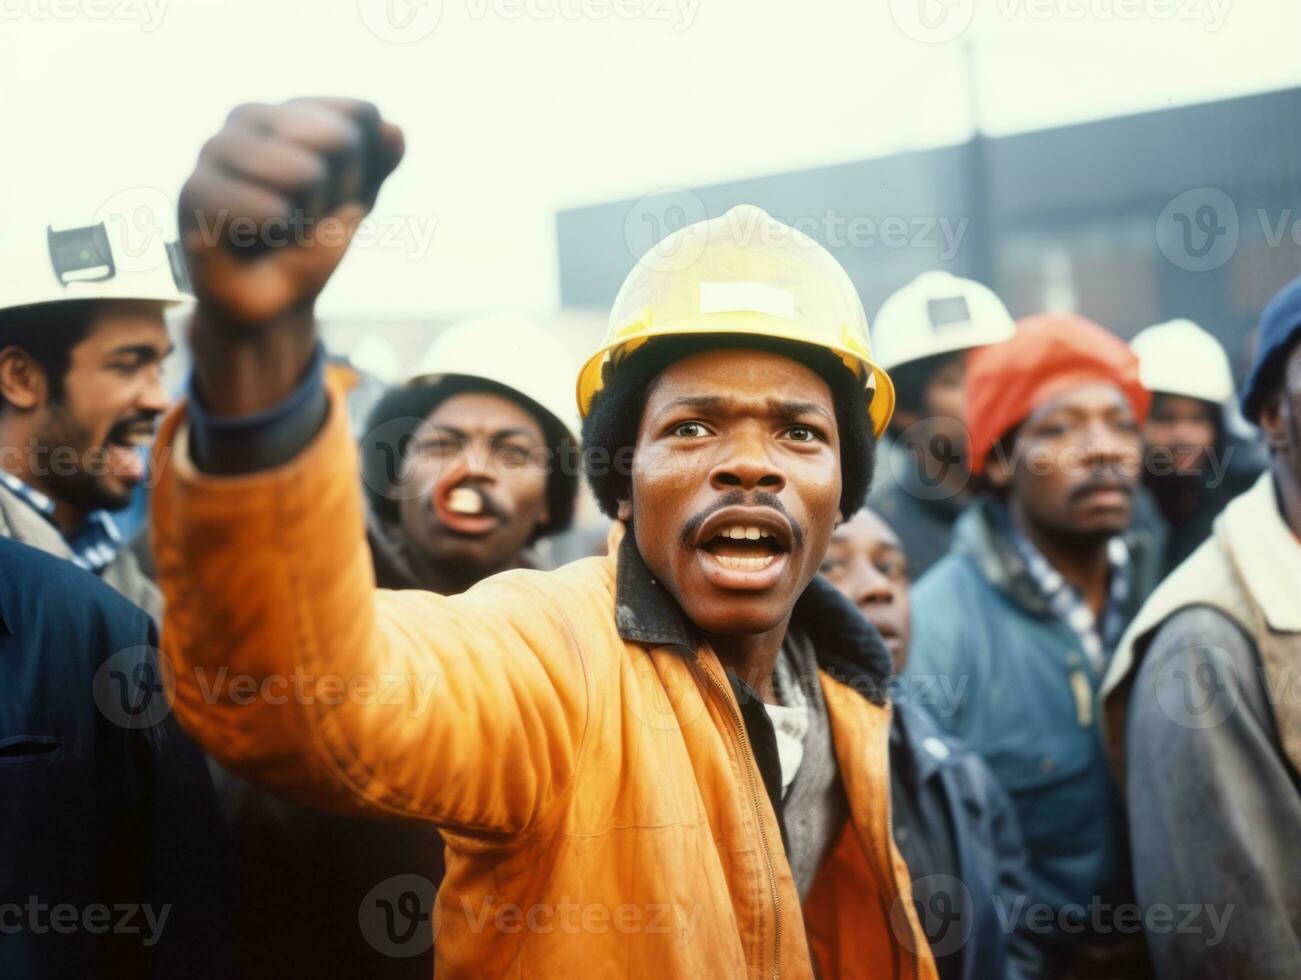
[4,0,1300,321]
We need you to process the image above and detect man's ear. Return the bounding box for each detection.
[0,346,45,411]
[616,498,632,523]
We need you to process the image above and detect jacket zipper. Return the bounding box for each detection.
[697,660,782,980]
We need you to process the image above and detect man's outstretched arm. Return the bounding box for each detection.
[154,99,590,835]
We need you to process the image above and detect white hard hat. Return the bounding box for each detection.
[870,271,1016,371]
[1131,319,1234,405]
[407,315,580,441]
[0,191,192,313]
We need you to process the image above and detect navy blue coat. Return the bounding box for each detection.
[0,536,231,979]
[892,700,1041,980]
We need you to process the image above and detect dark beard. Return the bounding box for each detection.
[32,403,133,515]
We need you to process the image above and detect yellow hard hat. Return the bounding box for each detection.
[576,204,895,436]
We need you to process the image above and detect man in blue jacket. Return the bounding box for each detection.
[0,535,232,979]
[822,508,1040,980]
[908,314,1157,978]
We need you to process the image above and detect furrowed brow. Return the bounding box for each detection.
[421,425,466,441]
[660,395,728,415]
[771,399,834,422]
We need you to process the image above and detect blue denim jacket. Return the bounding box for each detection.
[906,496,1156,953]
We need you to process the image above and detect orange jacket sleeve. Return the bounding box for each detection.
[151,371,592,836]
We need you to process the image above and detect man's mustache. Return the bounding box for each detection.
[1069,475,1134,504]
[678,490,806,550]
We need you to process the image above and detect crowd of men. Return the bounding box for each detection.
[2,97,1298,980]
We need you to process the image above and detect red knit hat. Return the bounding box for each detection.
[966,313,1151,475]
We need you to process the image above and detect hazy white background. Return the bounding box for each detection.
[4,0,1301,325]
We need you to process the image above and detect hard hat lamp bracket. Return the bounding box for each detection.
[927,295,973,332]
[48,223,117,286]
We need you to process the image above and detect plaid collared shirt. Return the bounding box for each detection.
[1010,524,1132,673]
[0,471,124,576]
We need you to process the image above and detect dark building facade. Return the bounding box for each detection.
[557,86,1301,379]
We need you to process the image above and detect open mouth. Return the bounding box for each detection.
[700,524,784,571]
[104,425,155,483]
[432,484,502,537]
[694,506,795,590]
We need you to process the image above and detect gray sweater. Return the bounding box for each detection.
[1125,605,1301,980]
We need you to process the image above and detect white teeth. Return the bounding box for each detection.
[448,487,484,515]
[716,525,775,541]
[712,554,776,571]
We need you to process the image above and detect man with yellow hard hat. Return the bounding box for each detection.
[153,97,936,978]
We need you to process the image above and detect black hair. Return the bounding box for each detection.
[888,350,964,426]
[0,300,98,406]
[581,334,877,519]
[360,375,579,540]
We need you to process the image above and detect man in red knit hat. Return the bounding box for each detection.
[906,314,1158,979]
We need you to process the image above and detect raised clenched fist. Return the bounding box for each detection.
[179,97,405,328]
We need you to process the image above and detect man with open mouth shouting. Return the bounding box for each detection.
[0,205,189,623]
[359,314,581,595]
[155,97,937,979]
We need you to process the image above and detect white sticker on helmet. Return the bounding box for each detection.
[698,282,796,321]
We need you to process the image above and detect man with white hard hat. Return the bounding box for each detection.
[0,207,233,977]
[0,208,189,620]
[1102,280,1301,979]
[1131,318,1265,575]
[867,270,1016,577]
[360,314,581,592]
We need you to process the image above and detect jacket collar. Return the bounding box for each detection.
[951,496,1055,617]
[612,523,893,705]
[953,494,1151,624]
[891,700,957,783]
[1221,471,1301,633]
